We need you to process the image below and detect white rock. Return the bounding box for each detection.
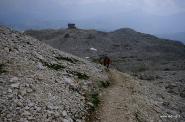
[76,119,82,122]
[34,52,44,60]
[90,47,97,51]
[64,77,73,85]
[68,118,74,122]
[37,62,45,70]
[28,102,34,107]
[10,77,18,82]
[62,110,68,117]
[47,110,54,114]
[8,88,12,93]
[20,89,27,96]
[24,106,30,110]
[87,102,94,107]
[63,119,69,122]
[16,101,23,107]
[35,106,41,111]
[26,87,33,93]
[11,83,20,88]
[22,111,31,116]
[20,118,29,122]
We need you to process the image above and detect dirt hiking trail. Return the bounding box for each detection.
[91,69,162,122]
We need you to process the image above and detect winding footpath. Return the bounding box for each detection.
[90,69,162,122]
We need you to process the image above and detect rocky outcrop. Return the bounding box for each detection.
[0,26,109,122]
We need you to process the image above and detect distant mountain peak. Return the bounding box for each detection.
[113,28,137,33]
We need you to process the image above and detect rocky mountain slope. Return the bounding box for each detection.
[25,28,185,72]
[25,27,185,121]
[0,26,110,122]
[156,32,185,44]
[1,26,185,122]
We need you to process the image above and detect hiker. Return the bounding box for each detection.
[99,56,111,68]
[104,56,111,68]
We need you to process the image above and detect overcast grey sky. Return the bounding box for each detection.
[0,0,185,34]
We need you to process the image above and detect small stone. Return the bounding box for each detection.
[11,82,20,88]
[8,88,12,93]
[16,101,23,107]
[20,118,28,122]
[28,102,34,107]
[62,110,68,117]
[27,116,34,120]
[37,62,45,70]
[24,106,30,110]
[26,88,33,93]
[87,102,94,107]
[10,77,18,82]
[68,118,74,122]
[76,119,82,122]
[7,94,13,98]
[34,52,44,60]
[20,89,27,96]
[64,77,73,85]
[35,106,41,111]
[54,112,60,117]
[63,119,69,122]
[47,110,54,114]
[22,111,31,116]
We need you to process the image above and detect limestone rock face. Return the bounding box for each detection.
[0,26,109,122]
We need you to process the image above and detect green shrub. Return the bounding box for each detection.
[41,61,65,70]
[64,33,70,38]
[98,80,110,88]
[90,93,100,110]
[76,72,89,80]
[55,56,78,64]
[0,64,6,74]
[133,64,149,73]
[66,70,89,80]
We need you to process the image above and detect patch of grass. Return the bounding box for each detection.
[92,58,100,64]
[41,61,65,70]
[97,80,110,88]
[0,64,6,74]
[76,72,89,80]
[66,70,89,80]
[90,93,100,110]
[55,56,78,64]
[87,34,95,39]
[64,33,70,38]
[135,112,146,122]
[133,64,149,73]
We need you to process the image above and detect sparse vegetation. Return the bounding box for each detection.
[64,33,70,38]
[41,61,65,70]
[138,74,160,81]
[66,70,89,80]
[0,64,6,74]
[133,64,149,73]
[90,92,100,110]
[92,58,100,64]
[55,56,78,64]
[87,34,95,39]
[76,72,89,80]
[97,80,110,88]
